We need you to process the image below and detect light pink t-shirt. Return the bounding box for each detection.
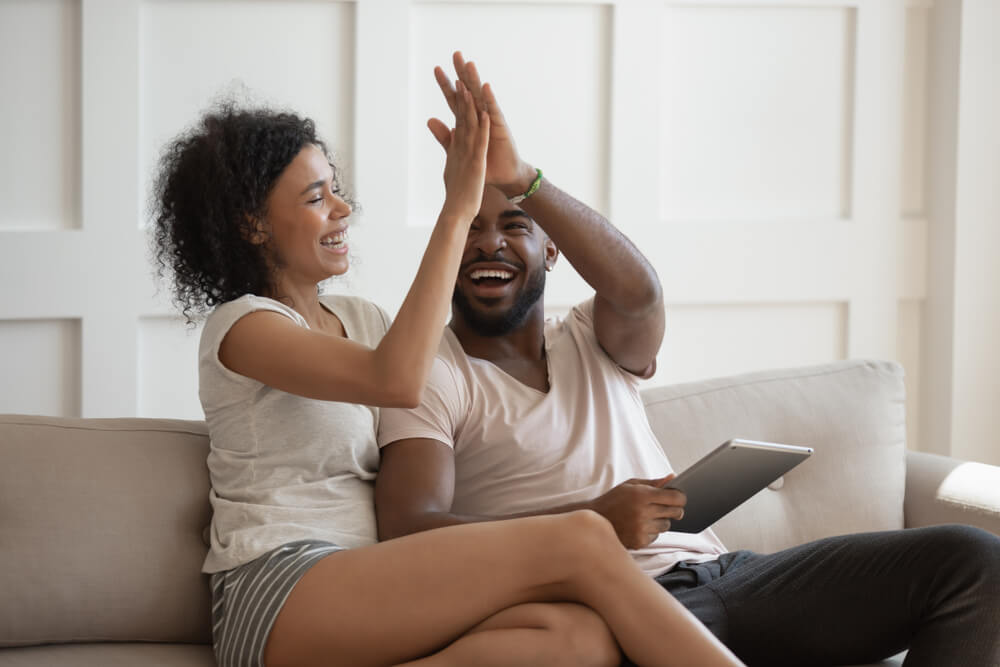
[378,299,727,576]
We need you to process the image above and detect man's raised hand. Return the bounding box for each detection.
[427,51,537,197]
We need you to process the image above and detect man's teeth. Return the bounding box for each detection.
[470,269,514,280]
[320,231,347,247]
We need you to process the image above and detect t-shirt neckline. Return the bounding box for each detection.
[445,327,553,397]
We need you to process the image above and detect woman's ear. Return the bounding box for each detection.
[243,215,269,245]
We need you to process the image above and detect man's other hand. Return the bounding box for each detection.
[587,474,686,549]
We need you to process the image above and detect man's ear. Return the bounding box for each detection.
[544,237,559,272]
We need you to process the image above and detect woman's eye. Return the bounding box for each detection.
[308,197,324,204]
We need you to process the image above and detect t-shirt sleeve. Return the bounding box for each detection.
[377,357,464,450]
[199,295,304,390]
[567,297,656,385]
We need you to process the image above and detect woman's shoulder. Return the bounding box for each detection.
[202,294,306,345]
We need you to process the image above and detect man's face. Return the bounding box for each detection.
[452,187,556,336]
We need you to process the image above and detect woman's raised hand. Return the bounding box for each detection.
[428,51,536,198]
[433,79,490,223]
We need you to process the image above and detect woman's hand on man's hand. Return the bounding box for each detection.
[435,78,490,224]
[428,51,536,198]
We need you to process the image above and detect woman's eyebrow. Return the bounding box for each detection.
[298,179,328,196]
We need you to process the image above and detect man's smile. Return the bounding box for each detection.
[462,260,522,300]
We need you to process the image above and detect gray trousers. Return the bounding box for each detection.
[633,525,1000,667]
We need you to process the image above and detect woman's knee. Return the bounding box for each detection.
[554,510,621,558]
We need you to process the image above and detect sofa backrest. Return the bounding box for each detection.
[641,360,907,553]
[0,359,907,648]
[0,415,212,648]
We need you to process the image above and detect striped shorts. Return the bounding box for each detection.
[210,540,344,667]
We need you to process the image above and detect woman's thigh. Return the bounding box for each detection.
[263,514,604,667]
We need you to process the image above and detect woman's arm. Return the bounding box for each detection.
[218,83,489,408]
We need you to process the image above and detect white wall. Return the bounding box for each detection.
[0,0,995,464]
[921,0,1000,465]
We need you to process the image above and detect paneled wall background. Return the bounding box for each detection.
[1,0,996,465]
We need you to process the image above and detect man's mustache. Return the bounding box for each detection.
[460,251,525,273]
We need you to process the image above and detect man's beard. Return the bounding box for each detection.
[452,266,546,337]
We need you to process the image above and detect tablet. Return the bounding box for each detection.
[665,439,813,533]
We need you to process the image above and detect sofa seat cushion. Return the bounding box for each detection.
[0,415,212,647]
[641,360,907,553]
[0,642,215,666]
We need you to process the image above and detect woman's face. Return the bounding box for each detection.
[260,144,352,287]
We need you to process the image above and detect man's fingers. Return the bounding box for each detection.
[632,472,675,487]
[647,486,687,507]
[482,83,509,126]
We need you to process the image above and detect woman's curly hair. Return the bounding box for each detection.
[151,103,346,322]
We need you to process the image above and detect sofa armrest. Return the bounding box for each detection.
[904,450,1000,536]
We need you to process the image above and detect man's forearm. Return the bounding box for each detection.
[518,176,661,316]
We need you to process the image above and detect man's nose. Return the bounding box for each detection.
[473,227,507,254]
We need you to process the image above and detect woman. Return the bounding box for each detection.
[152,58,743,667]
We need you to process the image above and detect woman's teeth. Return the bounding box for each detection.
[320,231,348,248]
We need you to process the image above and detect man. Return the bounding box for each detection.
[376,53,1000,665]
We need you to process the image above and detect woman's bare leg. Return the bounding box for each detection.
[397,603,620,667]
[264,511,742,667]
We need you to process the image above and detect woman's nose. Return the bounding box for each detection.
[331,194,351,218]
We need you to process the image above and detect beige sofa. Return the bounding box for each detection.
[2,359,998,666]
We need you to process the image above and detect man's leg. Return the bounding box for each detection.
[656,525,1000,667]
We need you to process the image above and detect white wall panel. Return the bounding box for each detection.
[0,0,81,230]
[137,316,202,419]
[659,5,855,222]
[408,2,612,228]
[902,6,929,218]
[897,299,921,450]
[648,302,847,386]
[0,318,80,416]
[139,0,356,223]
[0,0,980,465]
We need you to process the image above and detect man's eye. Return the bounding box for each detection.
[308,197,323,204]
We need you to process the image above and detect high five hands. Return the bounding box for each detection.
[437,74,490,224]
[428,51,538,199]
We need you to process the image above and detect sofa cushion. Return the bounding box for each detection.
[641,360,907,553]
[0,416,212,648]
